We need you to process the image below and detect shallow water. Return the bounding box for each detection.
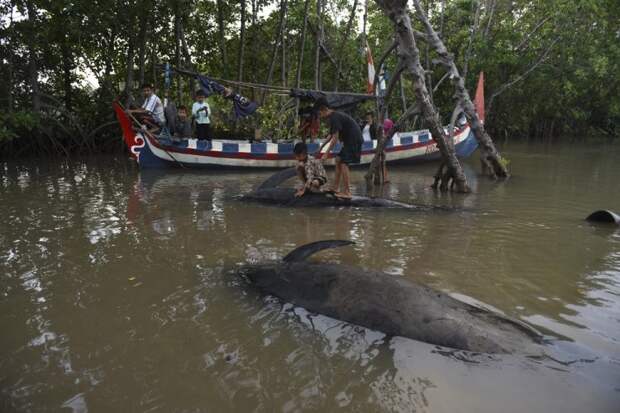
[1,142,619,412]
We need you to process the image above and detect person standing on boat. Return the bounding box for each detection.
[172,106,192,142]
[362,112,378,142]
[294,142,328,197]
[129,83,166,128]
[192,90,212,141]
[315,98,363,199]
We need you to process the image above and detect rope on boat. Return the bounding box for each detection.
[171,66,376,99]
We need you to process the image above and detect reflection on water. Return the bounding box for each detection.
[1,142,619,412]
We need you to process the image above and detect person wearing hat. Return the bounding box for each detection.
[192,90,212,140]
[314,97,363,199]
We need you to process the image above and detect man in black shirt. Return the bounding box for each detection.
[314,98,363,199]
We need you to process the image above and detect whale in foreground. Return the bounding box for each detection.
[241,168,453,210]
[242,240,546,355]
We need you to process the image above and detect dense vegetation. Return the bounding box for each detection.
[1,0,618,157]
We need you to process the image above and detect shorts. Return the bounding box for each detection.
[196,123,212,140]
[337,142,362,165]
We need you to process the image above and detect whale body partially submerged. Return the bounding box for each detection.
[243,240,546,355]
[586,210,620,225]
[241,168,451,210]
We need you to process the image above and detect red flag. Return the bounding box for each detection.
[366,40,375,94]
[474,72,485,123]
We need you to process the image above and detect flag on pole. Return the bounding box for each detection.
[366,40,375,94]
[474,72,485,124]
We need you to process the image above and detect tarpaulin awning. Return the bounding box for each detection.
[289,89,375,110]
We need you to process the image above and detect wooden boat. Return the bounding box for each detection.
[113,105,476,169]
[113,78,483,169]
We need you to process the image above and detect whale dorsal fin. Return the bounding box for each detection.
[282,240,355,263]
[258,167,298,190]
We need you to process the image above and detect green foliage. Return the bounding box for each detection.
[436,0,620,138]
[0,112,39,142]
[0,0,618,158]
[498,156,510,171]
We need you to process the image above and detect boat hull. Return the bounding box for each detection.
[130,128,477,170]
[113,102,478,169]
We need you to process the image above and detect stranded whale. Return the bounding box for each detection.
[586,210,620,225]
[242,240,546,355]
[241,168,454,210]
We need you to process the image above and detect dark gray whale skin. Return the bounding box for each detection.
[243,240,546,355]
[241,187,437,209]
[241,168,453,210]
[586,210,620,225]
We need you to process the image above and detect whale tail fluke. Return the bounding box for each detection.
[283,240,355,263]
[586,210,620,225]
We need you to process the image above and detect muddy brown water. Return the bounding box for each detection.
[1,142,619,412]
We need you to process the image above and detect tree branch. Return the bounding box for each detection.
[487,37,559,115]
[516,15,553,52]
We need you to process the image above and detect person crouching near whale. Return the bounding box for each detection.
[314,97,363,199]
[294,142,328,198]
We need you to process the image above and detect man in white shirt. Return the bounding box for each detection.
[192,90,212,140]
[129,83,166,128]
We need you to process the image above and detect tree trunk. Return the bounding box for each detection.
[238,0,246,82]
[137,13,149,86]
[334,0,358,91]
[216,0,228,72]
[7,6,14,113]
[484,0,497,39]
[314,0,323,90]
[399,75,407,112]
[151,46,157,88]
[362,0,368,37]
[179,22,195,94]
[7,51,14,112]
[462,0,482,81]
[424,2,432,103]
[295,0,310,88]
[125,33,136,107]
[281,3,287,87]
[374,0,470,192]
[439,0,445,36]
[248,0,259,100]
[294,0,311,119]
[174,7,183,103]
[61,40,73,111]
[411,0,508,179]
[25,0,40,112]
[261,0,287,105]
[101,28,116,98]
